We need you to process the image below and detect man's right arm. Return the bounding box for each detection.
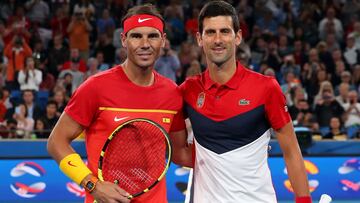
[47,112,130,203]
[170,129,193,168]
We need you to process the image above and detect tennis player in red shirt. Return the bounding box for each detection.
[47,4,190,203]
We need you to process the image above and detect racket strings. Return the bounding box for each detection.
[101,121,169,194]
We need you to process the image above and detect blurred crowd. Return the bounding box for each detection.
[0,0,360,140]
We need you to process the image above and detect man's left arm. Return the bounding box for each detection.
[275,122,312,203]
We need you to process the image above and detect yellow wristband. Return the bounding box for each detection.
[59,153,92,185]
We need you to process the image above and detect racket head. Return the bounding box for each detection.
[97,118,172,198]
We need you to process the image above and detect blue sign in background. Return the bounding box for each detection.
[1,157,359,202]
[269,157,360,200]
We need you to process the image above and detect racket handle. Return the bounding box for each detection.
[319,194,332,203]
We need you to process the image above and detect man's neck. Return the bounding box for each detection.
[122,60,154,87]
[207,58,237,85]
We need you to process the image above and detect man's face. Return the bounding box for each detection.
[121,26,165,69]
[71,49,80,59]
[46,104,57,115]
[197,16,241,67]
[23,91,34,104]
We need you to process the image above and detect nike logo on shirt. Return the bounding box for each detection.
[138,18,152,23]
[68,161,76,167]
[114,116,129,122]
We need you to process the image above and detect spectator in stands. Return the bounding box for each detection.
[164,0,184,21]
[94,33,115,65]
[48,34,69,77]
[289,99,314,127]
[314,82,344,136]
[185,7,199,41]
[301,49,327,100]
[39,68,56,92]
[349,21,360,49]
[281,54,301,79]
[1,88,13,110]
[323,117,347,140]
[154,39,180,82]
[185,60,202,78]
[0,90,7,122]
[0,59,5,87]
[342,90,360,138]
[3,5,31,45]
[299,8,319,46]
[263,67,276,77]
[40,100,59,135]
[316,41,333,71]
[58,72,74,97]
[164,5,185,46]
[264,39,282,75]
[339,71,356,91]
[344,33,360,67]
[287,85,308,107]
[24,0,50,26]
[281,72,300,100]
[178,42,193,68]
[59,58,84,92]
[13,103,34,138]
[67,11,92,60]
[4,35,32,90]
[331,61,347,88]
[325,33,341,53]
[115,47,127,64]
[34,118,47,138]
[0,0,18,21]
[32,40,47,70]
[255,8,278,34]
[318,7,343,43]
[5,118,18,139]
[277,34,293,58]
[95,51,110,71]
[0,20,6,53]
[22,89,43,121]
[336,83,350,107]
[353,64,360,88]
[62,48,86,72]
[84,58,99,81]
[50,6,70,39]
[17,57,42,91]
[96,9,115,36]
[73,0,95,21]
[52,89,67,116]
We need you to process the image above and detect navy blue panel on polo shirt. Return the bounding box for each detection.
[186,104,270,154]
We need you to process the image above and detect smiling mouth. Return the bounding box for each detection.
[137,53,152,59]
[212,47,225,53]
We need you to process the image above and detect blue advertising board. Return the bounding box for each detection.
[1,157,359,202]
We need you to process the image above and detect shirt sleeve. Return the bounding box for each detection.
[169,86,186,132]
[170,108,186,132]
[64,77,99,127]
[265,78,291,130]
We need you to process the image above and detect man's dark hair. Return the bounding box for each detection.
[46,100,58,108]
[198,1,240,34]
[121,4,165,33]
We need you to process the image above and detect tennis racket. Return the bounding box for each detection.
[97,118,172,199]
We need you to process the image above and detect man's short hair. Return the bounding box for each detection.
[198,1,240,34]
